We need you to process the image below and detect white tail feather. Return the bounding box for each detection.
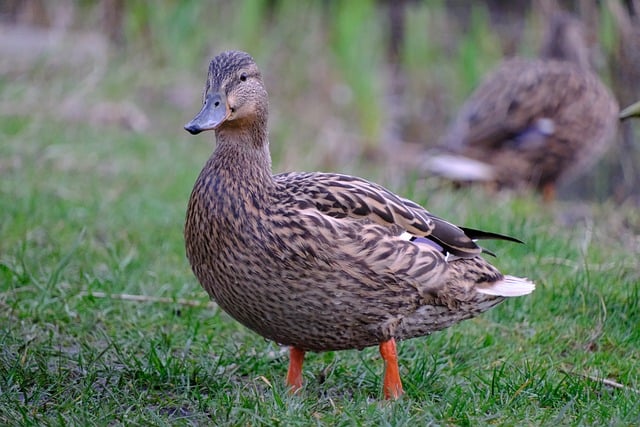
[424,154,496,181]
[476,275,536,297]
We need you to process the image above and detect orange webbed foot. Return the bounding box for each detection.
[380,338,404,399]
[286,346,305,393]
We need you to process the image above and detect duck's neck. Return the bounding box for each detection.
[207,121,273,187]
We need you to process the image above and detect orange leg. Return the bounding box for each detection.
[379,338,404,399]
[542,183,556,203]
[286,346,305,393]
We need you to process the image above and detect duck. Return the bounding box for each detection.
[426,12,619,201]
[608,0,640,201]
[183,50,535,399]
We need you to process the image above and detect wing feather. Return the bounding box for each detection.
[275,172,483,258]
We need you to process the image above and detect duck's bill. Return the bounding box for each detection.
[184,92,230,134]
[619,100,640,121]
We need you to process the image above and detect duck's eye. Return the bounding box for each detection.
[239,73,248,82]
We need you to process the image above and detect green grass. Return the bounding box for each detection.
[1,1,640,425]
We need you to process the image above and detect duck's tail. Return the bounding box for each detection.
[476,275,536,297]
[423,153,495,182]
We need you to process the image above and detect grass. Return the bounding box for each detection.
[1,1,640,425]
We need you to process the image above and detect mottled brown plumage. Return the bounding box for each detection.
[184,50,535,398]
[428,13,619,200]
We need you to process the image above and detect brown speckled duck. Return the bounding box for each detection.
[427,13,619,201]
[184,50,535,399]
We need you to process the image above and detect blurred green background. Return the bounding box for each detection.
[2,0,638,194]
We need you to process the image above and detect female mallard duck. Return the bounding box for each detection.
[427,13,619,201]
[184,50,535,399]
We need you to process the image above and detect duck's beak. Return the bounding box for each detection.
[184,92,230,134]
[619,100,640,121]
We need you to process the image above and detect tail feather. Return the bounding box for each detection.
[460,227,525,258]
[476,275,536,297]
[424,154,495,181]
[460,227,524,244]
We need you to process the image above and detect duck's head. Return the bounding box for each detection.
[185,51,267,135]
[540,12,590,70]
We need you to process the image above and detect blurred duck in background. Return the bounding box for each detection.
[425,12,619,202]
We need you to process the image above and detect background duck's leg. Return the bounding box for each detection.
[379,338,404,399]
[286,346,305,392]
[542,183,556,203]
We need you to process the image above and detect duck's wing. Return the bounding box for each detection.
[275,172,483,258]
[444,58,586,152]
[270,172,534,305]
